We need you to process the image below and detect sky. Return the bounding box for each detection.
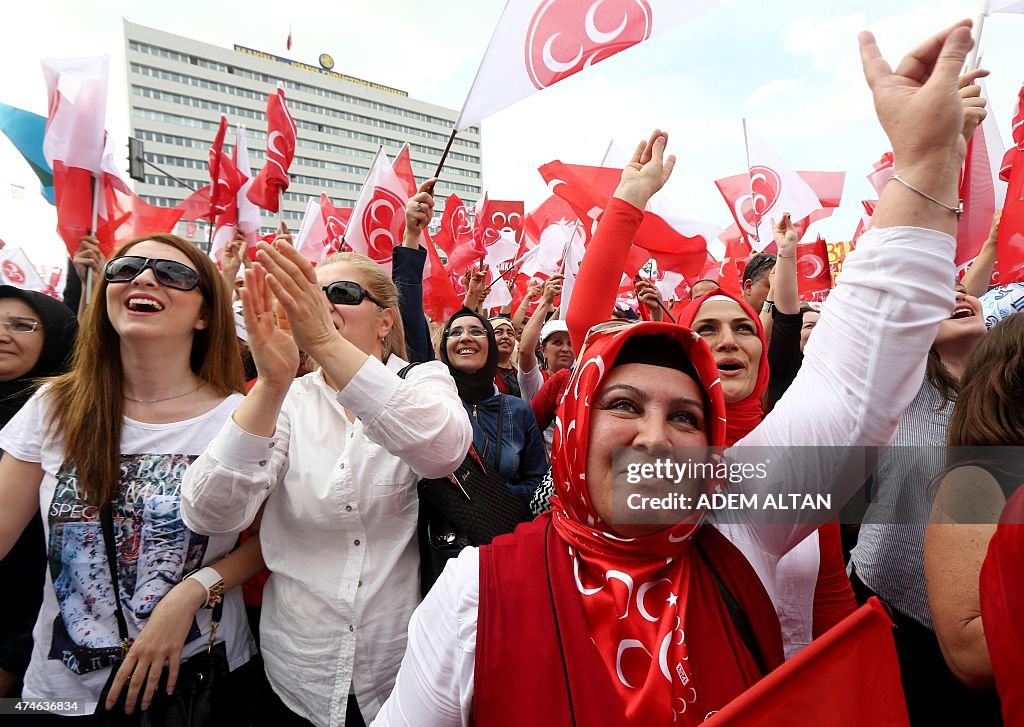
[1,0,1023,272]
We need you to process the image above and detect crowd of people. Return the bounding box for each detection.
[0,16,1021,727]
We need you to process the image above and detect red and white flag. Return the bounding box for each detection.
[247,87,297,212]
[235,125,262,246]
[956,80,1008,269]
[294,197,328,263]
[477,199,525,268]
[208,116,247,219]
[42,56,110,256]
[456,0,717,130]
[435,194,484,272]
[997,83,1024,284]
[393,143,417,199]
[867,151,895,197]
[990,0,1024,12]
[321,193,352,256]
[716,125,822,251]
[346,148,407,268]
[796,236,832,300]
[0,248,49,292]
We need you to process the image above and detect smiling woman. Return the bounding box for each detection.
[0,234,263,720]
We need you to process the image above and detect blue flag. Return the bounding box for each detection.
[0,102,54,204]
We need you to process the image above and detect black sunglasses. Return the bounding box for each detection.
[322,280,384,308]
[104,256,201,291]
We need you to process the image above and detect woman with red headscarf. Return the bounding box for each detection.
[371,20,977,726]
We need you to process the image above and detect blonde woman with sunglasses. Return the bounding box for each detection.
[181,199,472,727]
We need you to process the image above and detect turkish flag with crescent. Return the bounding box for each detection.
[710,599,909,726]
[247,88,297,212]
[345,148,407,269]
[95,179,184,252]
[997,83,1024,285]
[437,194,486,272]
[208,116,247,219]
[475,199,524,269]
[320,193,352,256]
[456,0,717,130]
[795,236,832,300]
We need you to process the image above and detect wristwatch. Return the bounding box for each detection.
[185,567,225,609]
[762,300,775,314]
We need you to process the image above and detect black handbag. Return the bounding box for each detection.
[399,364,533,595]
[95,503,230,727]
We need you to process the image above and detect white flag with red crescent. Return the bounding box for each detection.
[456,0,716,131]
[346,148,407,270]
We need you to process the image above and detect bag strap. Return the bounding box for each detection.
[99,502,132,657]
[693,533,767,677]
[494,395,505,469]
[397,362,420,379]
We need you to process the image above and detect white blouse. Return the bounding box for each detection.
[181,355,472,727]
[371,225,958,726]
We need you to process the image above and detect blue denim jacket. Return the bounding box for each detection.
[464,393,547,507]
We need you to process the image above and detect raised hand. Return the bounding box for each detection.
[771,213,799,254]
[958,67,990,144]
[240,264,300,391]
[73,236,106,284]
[859,20,973,177]
[634,278,664,322]
[404,178,437,245]
[613,128,677,211]
[542,274,564,305]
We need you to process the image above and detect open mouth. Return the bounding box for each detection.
[125,295,165,313]
[717,358,746,376]
[949,304,975,320]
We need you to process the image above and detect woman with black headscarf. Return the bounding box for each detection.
[440,308,547,505]
[0,286,77,697]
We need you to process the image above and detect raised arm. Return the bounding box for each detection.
[566,130,674,352]
[396,179,438,363]
[511,279,542,334]
[518,274,562,377]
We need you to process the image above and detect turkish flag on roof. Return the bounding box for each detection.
[247,87,297,212]
[455,0,717,131]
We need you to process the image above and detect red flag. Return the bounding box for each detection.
[393,144,417,200]
[539,160,709,281]
[95,179,184,251]
[320,193,352,256]
[867,152,895,197]
[208,116,246,218]
[957,81,1008,269]
[247,88,297,212]
[852,200,876,245]
[346,148,406,268]
[476,199,524,268]
[286,24,293,51]
[997,84,1024,284]
[710,599,909,726]
[422,229,461,321]
[796,236,832,300]
[176,184,215,222]
[437,194,485,272]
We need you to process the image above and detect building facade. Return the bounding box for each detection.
[124,20,482,246]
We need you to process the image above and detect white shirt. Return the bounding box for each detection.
[0,390,255,714]
[371,226,957,726]
[181,355,472,727]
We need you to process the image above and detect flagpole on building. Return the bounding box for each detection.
[741,118,760,247]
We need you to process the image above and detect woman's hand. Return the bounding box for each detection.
[613,129,676,211]
[240,264,300,391]
[104,579,206,714]
[253,238,340,358]
[772,213,799,255]
[541,274,564,306]
[958,67,989,145]
[634,278,664,321]
[73,236,106,284]
[404,179,437,247]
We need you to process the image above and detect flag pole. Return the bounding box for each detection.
[742,118,760,246]
[433,128,458,178]
[966,0,989,72]
[85,174,100,304]
[278,187,284,230]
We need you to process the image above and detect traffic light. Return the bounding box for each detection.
[128,137,145,182]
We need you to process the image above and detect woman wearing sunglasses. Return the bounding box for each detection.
[372,22,977,725]
[0,234,262,719]
[181,200,472,727]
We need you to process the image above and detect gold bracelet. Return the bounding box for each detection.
[890,174,963,219]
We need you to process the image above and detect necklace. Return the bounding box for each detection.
[124,381,206,404]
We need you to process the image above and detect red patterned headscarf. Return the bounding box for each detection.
[679,288,769,445]
[549,321,773,725]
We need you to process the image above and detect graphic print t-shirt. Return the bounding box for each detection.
[0,389,254,707]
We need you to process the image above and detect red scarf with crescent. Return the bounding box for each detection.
[678,289,769,445]
[544,321,782,725]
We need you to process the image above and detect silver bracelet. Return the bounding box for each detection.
[889,174,963,219]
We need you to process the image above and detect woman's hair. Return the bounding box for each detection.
[46,234,245,505]
[926,347,960,406]
[948,313,1024,448]
[320,251,408,361]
